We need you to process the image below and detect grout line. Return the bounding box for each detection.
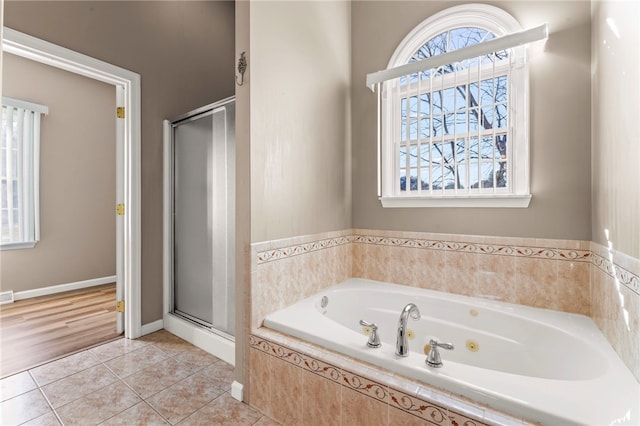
[110,341,173,425]
[141,399,173,426]
[35,384,64,426]
[32,342,155,425]
[178,390,229,425]
[5,331,262,426]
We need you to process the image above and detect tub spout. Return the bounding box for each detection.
[396,303,420,357]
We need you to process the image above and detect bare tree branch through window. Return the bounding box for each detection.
[397,27,509,192]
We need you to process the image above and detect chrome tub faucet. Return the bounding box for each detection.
[396,303,420,357]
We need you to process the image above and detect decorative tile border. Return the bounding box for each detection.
[592,252,640,296]
[255,233,592,264]
[351,234,592,262]
[388,387,450,425]
[250,335,342,385]
[249,334,501,426]
[256,236,352,264]
[342,370,389,404]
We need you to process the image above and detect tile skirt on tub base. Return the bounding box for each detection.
[248,329,535,426]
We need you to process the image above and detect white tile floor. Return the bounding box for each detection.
[0,330,278,426]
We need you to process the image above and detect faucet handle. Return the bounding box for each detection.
[426,338,454,368]
[359,320,382,348]
[431,339,454,350]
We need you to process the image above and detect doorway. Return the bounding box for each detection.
[1,48,119,377]
[2,28,141,339]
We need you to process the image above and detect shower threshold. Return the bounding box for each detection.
[172,310,235,342]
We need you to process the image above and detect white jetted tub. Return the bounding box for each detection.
[264,278,639,425]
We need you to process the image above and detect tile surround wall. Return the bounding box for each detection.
[350,229,592,316]
[251,230,353,330]
[250,228,640,418]
[251,229,596,326]
[590,243,640,381]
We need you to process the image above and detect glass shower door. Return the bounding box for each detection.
[171,99,235,338]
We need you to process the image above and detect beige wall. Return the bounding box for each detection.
[249,1,351,243]
[351,1,592,240]
[1,8,4,97]
[1,53,115,293]
[4,1,236,323]
[591,0,640,260]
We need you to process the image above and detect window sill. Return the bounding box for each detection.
[380,194,532,208]
[0,241,38,251]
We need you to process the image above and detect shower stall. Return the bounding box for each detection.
[162,97,235,363]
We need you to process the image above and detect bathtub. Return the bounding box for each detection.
[263,278,639,425]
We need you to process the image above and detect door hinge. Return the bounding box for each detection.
[116,107,125,119]
[116,300,125,313]
[116,203,125,216]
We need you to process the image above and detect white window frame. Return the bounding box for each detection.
[1,96,48,250]
[379,4,533,208]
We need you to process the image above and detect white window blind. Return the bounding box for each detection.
[1,97,48,249]
[366,24,548,89]
[392,44,511,196]
[367,12,547,208]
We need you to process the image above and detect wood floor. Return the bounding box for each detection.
[0,283,121,378]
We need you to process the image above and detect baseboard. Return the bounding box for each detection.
[231,381,243,402]
[13,276,117,301]
[140,319,164,336]
[0,291,15,305]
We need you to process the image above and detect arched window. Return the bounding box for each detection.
[376,4,537,207]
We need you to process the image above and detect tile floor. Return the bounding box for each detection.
[0,330,278,426]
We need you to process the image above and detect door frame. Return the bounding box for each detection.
[3,27,142,338]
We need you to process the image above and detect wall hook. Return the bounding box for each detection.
[236,51,247,86]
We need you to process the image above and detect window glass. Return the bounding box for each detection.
[1,99,45,248]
